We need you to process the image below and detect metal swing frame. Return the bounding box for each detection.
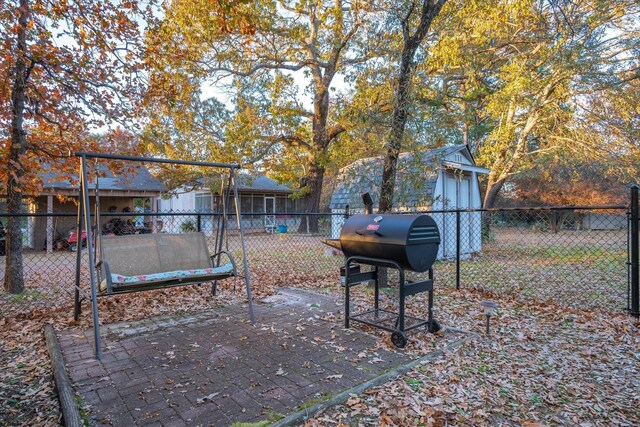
[72,152,256,360]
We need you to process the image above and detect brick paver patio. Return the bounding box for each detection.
[57,288,454,426]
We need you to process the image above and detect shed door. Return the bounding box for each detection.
[442,173,458,257]
[458,177,471,255]
[441,173,471,258]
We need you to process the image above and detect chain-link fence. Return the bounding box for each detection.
[0,206,630,317]
[427,206,629,311]
[0,211,345,317]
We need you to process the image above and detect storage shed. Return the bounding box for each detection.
[329,145,490,259]
[581,213,627,230]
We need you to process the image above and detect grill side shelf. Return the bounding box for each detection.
[345,270,377,286]
[404,279,434,297]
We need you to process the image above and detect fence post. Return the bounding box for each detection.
[197,214,202,232]
[456,210,461,290]
[630,185,639,318]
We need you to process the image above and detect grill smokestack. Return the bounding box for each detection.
[361,192,373,215]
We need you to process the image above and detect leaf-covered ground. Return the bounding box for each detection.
[305,288,640,426]
[1,273,638,426]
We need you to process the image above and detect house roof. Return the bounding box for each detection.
[235,175,292,194]
[42,164,167,193]
[195,174,293,194]
[329,145,473,210]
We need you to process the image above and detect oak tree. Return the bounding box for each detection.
[1,0,148,293]
[144,0,382,230]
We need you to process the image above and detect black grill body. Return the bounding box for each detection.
[339,214,440,272]
[325,213,444,348]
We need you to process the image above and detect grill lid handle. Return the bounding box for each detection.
[356,228,382,237]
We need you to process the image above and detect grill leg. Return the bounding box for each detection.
[374,266,379,318]
[398,268,405,332]
[428,289,434,330]
[344,266,350,329]
[428,268,434,331]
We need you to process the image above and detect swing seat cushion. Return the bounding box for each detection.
[98,232,236,293]
[107,264,234,289]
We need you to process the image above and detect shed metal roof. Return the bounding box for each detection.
[329,145,470,210]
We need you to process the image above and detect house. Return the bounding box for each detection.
[329,145,490,259]
[26,164,166,252]
[158,174,299,233]
[581,213,627,230]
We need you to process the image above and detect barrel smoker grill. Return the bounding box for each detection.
[324,214,442,348]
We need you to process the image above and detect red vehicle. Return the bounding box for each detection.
[67,227,116,252]
[67,228,91,252]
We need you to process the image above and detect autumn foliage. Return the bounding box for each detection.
[1,0,149,293]
[0,0,148,191]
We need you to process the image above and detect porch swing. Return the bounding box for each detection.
[72,152,256,360]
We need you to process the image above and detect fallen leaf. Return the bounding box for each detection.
[196,392,220,404]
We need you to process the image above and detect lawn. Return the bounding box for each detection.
[304,287,639,426]
[457,228,628,311]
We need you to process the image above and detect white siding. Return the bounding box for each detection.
[157,191,197,233]
[158,191,195,212]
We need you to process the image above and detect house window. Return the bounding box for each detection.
[211,195,220,212]
[276,196,286,213]
[253,195,264,213]
[133,198,152,228]
[134,197,152,212]
[286,197,296,213]
[195,192,212,212]
[240,195,252,214]
[227,196,236,213]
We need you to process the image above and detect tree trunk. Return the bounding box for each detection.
[463,122,469,148]
[297,77,331,233]
[379,45,415,213]
[550,210,568,234]
[378,0,447,213]
[378,1,447,288]
[480,174,506,237]
[4,0,29,294]
[483,177,506,209]
[297,161,325,233]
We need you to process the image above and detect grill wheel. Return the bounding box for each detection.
[429,319,442,334]
[391,331,408,348]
